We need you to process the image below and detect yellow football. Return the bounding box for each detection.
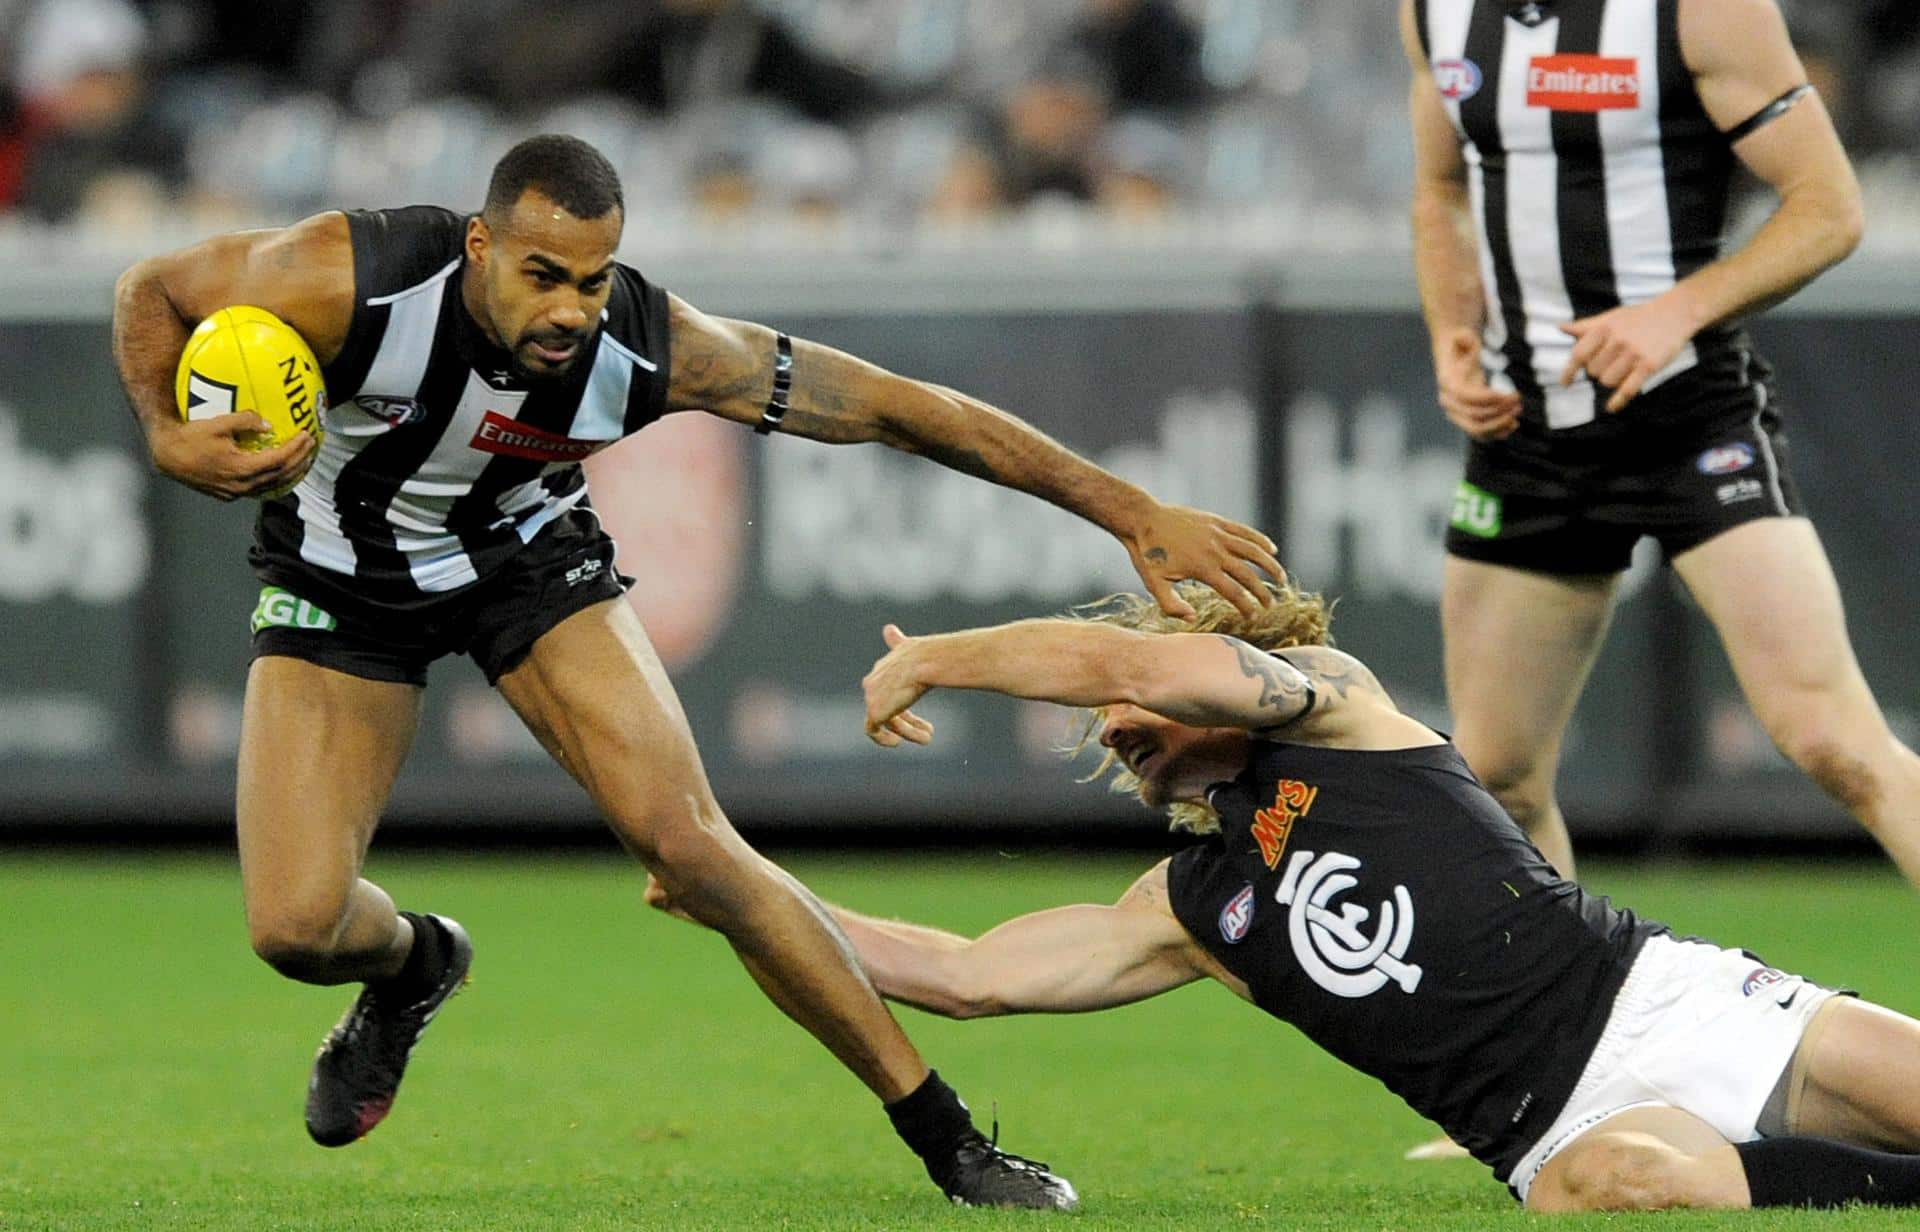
[175,305,328,454]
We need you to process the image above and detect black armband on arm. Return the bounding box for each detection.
[753,331,794,435]
[1725,83,1813,145]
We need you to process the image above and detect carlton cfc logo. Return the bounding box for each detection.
[1275,849,1423,999]
[1433,58,1482,101]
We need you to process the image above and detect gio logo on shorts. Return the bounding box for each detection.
[1450,481,1503,538]
[1275,849,1423,998]
[250,585,337,635]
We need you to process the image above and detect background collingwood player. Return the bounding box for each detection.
[1404,0,1920,885]
[644,583,1920,1211]
[108,134,1285,1209]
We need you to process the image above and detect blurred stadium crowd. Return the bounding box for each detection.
[4,0,1920,252]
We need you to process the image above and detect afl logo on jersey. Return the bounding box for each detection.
[1742,966,1789,997]
[1275,849,1423,999]
[1433,58,1482,101]
[1696,442,1756,475]
[1219,885,1256,944]
[356,395,427,427]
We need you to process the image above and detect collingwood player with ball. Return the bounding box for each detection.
[110,134,1287,1209]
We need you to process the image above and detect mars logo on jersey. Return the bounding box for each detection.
[1251,779,1318,869]
[1433,58,1482,101]
[1527,55,1640,111]
[1275,849,1423,998]
[1220,885,1257,944]
[471,411,605,463]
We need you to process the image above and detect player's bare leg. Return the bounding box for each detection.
[1527,1105,1748,1211]
[1442,556,1620,879]
[1675,518,1920,888]
[1787,999,1920,1150]
[238,657,421,984]
[496,598,1076,1209]
[239,656,473,1146]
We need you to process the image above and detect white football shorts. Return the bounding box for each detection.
[1508,933,1841,1203]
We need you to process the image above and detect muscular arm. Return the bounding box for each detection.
[862,618,1432,747]
[1400,0,1519,440]
[111,213,355,500]
[824,861,1216,1018]
[1675,0,1863,323]
[663,294,1285,618]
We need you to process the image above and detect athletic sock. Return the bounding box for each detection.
[885,1070,975,1162]
[1736,1137,1920,1207]
[384,911,444,992]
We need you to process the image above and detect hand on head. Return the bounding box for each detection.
[1123,503,1286,621]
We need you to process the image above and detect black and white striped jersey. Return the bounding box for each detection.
[1416,0,1746,429]
[252,206,671,610]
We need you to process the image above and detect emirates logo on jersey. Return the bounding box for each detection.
[470,411,605,463]
[1527,54,1640,111]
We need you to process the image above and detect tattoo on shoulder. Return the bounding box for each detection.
[1274,646,1382,701]
[1220,636,1311,719]
[1144,546,1168,563]
[671,324,767,413]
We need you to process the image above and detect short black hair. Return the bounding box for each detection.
[483,134,624,227]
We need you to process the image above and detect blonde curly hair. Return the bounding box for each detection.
[1068,580,1333,835]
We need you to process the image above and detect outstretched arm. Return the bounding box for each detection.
[662,294,1284,619]
[861,618,1398,746]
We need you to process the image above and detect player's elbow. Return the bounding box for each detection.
[934,955,1011,1020]
[1828,195,1865,261]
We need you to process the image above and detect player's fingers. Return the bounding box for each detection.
[1217,531,1285,586]
[1203,566,1264,620]
[1215,517,1278,557]
[1560,331,1601,387]
[1219,557,1274,606]
[865,721,901,748]
[1607,367,1652,413]
[1140,570,1195,621]
[882,623,908,649]
[888,712,933,746]
[200,412,274,441]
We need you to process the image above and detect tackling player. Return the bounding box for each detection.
[109,133,1286,1210]
[653,582,1920,1210]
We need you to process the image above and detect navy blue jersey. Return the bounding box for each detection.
[1167,738,1665,1181]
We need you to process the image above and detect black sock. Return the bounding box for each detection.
[1737,1137,1920,1207]
[385,911,442,989]
[885,1070,975,1161]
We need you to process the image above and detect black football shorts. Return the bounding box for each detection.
[1444,369,1804,576]
[248,507,630,686]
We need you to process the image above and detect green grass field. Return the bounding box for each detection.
[3,850,1918,1230]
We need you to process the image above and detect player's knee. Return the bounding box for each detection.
[248,912,345,982]
[1777,729,1881,817]
[1548,1133,1699,1212]
[1471,760,1553,828]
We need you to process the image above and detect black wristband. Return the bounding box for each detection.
[885,1069,974,1159]
[754,331,793,436]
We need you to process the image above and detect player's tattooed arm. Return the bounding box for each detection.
[1273,647,1389,704]
[665,294,1286,620]
[1220,637,1318,729]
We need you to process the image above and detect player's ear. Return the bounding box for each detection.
[466,214,491,269]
